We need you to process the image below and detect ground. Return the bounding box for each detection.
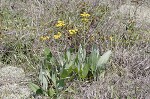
[0,0,150,99]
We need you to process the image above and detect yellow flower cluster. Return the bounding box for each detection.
[80,12,90,22]
[53,32,62,39]
[69,29,78,35]
[39,12,92,41]
[80,12,90,17]
[55,21,65,27]
[40,36,49,41]
[81,18,89,22]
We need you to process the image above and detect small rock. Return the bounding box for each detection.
[0,83,31,99]
[113,4,150,24]
[0,66,25,83]
[0,66,31,99]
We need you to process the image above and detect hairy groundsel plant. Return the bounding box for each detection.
[29,46,111,98]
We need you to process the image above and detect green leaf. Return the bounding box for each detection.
[47,53,52,61]
[65,55,75,69]
[72,66,78,73]
[56,79,65,89]
[82,64,89,78]
[45,70,51,79]
[44,47,50,56]
[90,65,96,73]
[65,63,71,69]
[97,50,111,69]
[36,89,43,95]
[42,75,48,91]
[52,74,56,87]
[78,45,86,62]
[48,88,55,97]
[60,69,69,78]
[58,55,64,67]
[44,47,52,61]
[39,68,48,91]
[89,54,97,72]
[83,48,86,61]
[28,82,41,93]
[66,50,71,61]
[39,68,43,84]
[88,47,100,73]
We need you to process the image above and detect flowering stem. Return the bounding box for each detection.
[83,23,86,47]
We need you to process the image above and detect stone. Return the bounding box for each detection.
[136,6,150,23]
[0,66,25,83]
[0,66,31,99]
[113,4,150,24]
[0,83,31,99]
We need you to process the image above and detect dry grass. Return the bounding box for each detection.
[0,0,150,98]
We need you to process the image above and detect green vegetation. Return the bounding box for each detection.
[29,46,111,98]
[0,0,149,98]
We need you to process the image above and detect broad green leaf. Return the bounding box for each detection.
[97,50,111,69]
[46,53,52,61]
[65,64,70,69]
[50,57,56,66]
[89,53,97,65]
[66,50,71,61]
[90,65,96,73]
[56,79,65,89]
[72,66,78,73]
[44,47,50,56]
[78,45,86,62]
[83,48,86,61]
[28,82,40,93]
[77,63,81,73]
[44,47,52,61]
[68,59,74,68]
[82,64,89,78]
[58,55,64,67]
[42,75,48,91]
[52,74,56,87]
[67,67,73,74]
[60,69,69,78]
[45,70,50,79]
[88,47,100,73]
[39,69,48,91]
[48,88,55,97]
[65,55,75,69]
[39,68,43,85]
[36,89,43,95]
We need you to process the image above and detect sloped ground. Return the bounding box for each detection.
[78,1,150,98]
[0,0,150,99]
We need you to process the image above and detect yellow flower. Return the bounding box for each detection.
[81,18,89,22]
[110,36,113,41]
[55,21,65,27]
[80,12,90,17]
[69,29,78,35]
[53,32,62,39]
[40,36,49,41]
